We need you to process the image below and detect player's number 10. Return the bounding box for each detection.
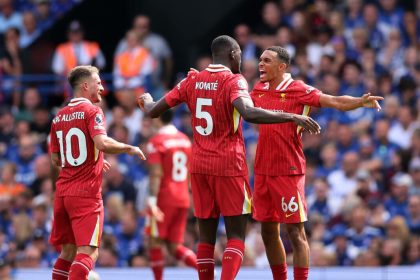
[56,128,88,167]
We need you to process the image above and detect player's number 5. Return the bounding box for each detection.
[195,98,213,136]
[56,128,88,167]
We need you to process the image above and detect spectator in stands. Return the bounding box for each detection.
[306,25,334,68]
[274,25,295,59]
[113,30,154,94]
[385,173,411,218]
[103,193,124,236]
[361,3,387,52]
[52,20,105,77]
[253,1,282,50]
[401,11,420,47]
[114,209,144,266]
[407,195,420,234]
[0,0,23,34]
[403,236,420,265]
[388,106,420,149]
[409,157,420,195]
[33,0,54,31]
[325,224,358,266]
[97,247,119,267]
[379,238,403,265]
[29,154,50,197]
[103,156,137,210]
[20,11,40,48]
[14,87,42,123]
[335,124,359,157]
[117,15,173,95]
[378,0,404,30]
[0,162,26,200]
[0,27,23,107]
[9,134,39,187]
[307,178,338,220]
[345,206,382,249]
[233,23,259,61]
[0,258,13,280]
[377,28,405,71]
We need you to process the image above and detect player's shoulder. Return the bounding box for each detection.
[252,81,269,93]
[226,74,248,89]
[288,79,317,94]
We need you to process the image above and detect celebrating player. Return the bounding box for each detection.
[145,109,197,279]
[49,65,146,280]
[250,46,383,280]
[138,35,320,280]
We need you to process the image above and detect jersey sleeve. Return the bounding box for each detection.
[165,77,188,107]
[49,122,59,153]
[87,107,107,139]
[146,138,162,165]
[229,75,251,103]
[297,81,322,107]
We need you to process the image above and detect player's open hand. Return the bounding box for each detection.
[137,93,153,111]
[103,159,111,172]
[149,205,165,222]
[128,146,147,160]
[293,115,321,134]
[362,93,383,111]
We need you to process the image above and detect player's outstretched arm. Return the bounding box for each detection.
[93,134,146,159]
[233,97,321,134]
[138,93,171,118]
[147,164,164,222]
[319,92,384,111]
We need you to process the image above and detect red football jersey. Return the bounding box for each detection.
[251,74,322,176]
[165,64,250,176]
[49,97,107,198]
[147,125,192,208]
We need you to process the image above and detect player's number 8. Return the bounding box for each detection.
[56,128,88,167]
[282,196,299,213]
[172,151,188,182]
[195,98,213,136]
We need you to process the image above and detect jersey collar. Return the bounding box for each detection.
[158,124,178,135]
[205,64,232,73]
[68,97,93,107]
[275,73,293,91]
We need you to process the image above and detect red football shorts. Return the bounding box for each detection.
[191,174,252,218]
[49,196,104,247]
[253,174,307,224]
[145,206,189,243]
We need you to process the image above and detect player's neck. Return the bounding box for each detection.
[268,78,283,90]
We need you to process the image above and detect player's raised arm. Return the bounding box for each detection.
[232,96,321,134]
[319,92,384,112]
[138,93,171,118]
[93,134,146,159]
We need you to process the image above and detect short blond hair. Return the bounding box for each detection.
[67,65,99,89]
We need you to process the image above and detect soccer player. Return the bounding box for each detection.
[145,109,197,279]
[250,46,383,280]
[138,35,320,280]
[49,65,146,280]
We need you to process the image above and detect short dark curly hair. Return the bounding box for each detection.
[266,46,291,65]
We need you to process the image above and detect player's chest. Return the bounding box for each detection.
[253,91,302,112]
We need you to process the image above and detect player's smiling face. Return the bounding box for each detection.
[258,50,284,83]
[87,73,104,103]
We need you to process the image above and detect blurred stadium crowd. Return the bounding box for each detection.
[0,0,420,276]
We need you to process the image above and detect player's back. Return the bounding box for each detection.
[148,125,191,208]
[50,98,107,198]
[174,64,248,176]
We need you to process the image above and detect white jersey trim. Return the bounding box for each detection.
[68,97,93,107]
[205,64,232,73]
[275,73,293,91]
